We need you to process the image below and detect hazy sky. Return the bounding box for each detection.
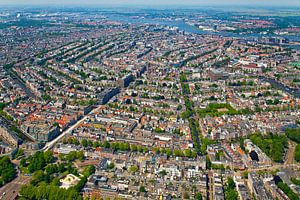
[0,0,300,6]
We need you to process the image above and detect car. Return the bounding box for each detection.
[24,174,32,176]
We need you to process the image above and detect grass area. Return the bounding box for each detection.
[285,128,300,143]
[295,144,300,162]
[285,128,300,162]
[291,177,300,186]
[249,133,288,163]
[277,182,300,200]
[198,103,239,117]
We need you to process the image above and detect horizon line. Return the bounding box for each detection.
[1,4,300,8]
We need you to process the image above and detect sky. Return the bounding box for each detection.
[0,0,299,6]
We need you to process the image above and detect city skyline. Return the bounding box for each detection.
[0,4,300,200]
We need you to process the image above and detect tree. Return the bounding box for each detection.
[174,149,183,157]
[277,182,299,200]
[249,133,288,163]
[31,170,45,186]
[159,170,167,177]
[51,177,60,186]
[224,177,238,200]
[195,192,202,200]
[103,141,110,149]
[77,151,84,161]
[152,147,160,154]
[44,151,54,163]
[139,185,146,193]
[20,158,26,167]
[45,164,58,175]
[62,137,68,144]
[184,149,192,158]
[63,151,84,162]
[183,192,190,199]
[143,147,148,153]
[291,177,300,186]
[129,165,138,174]
[206,155,212,169]
[107,162,115,170]
[295,144,300,162]
[26,151,51,173]
[130,144,137,152]
[93,141,100,148]
[160,148,166,154]
[20,184,82,200]
[137,145,143,153]
[82,165,95,177]
[285,128,300,143]
[166,149,173,157]
[81,139,88,147]
[14,148,24,159]
[0,156,16,186]
[72,166,95,193]
[66,151,77,162]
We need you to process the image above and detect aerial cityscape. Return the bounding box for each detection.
[0,1,300,200]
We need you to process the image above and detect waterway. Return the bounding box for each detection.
[259,76,300,99]
[107,14,300,48]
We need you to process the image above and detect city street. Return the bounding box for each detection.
[0,175,30,200]
[285,140,297,165]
